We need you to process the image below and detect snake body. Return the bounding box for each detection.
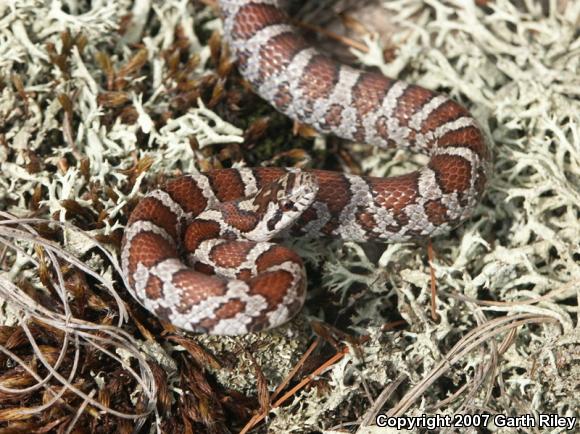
[121,0,491,335]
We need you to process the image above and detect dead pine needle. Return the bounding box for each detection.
[240,342,350,433]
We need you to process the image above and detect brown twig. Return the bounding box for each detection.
[239,342,350,433]
[380,319,407,332]
[427,239,440,321]
[291,19,369,53]
[270,337,321,403]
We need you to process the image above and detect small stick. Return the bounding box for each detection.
[291,19,369,53]
[239,344,350,433]
[427,239,440,321]
[270,338,320,402]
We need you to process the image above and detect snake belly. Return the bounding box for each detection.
[121,0,491,335]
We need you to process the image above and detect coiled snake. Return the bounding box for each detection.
[121,0,491,335]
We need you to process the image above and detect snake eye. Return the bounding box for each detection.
[280,200,296,212]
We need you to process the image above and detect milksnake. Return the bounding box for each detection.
[120,0,491,335]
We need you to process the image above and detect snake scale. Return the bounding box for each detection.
[121,0,491,335]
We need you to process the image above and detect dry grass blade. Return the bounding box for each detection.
[442,278,580,308]
[0,213,158,429]
[386,313,559,417]
[358,373,407,428]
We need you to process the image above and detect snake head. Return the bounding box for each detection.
[244,170,319,241]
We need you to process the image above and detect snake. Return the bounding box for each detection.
[120,0,491,335]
